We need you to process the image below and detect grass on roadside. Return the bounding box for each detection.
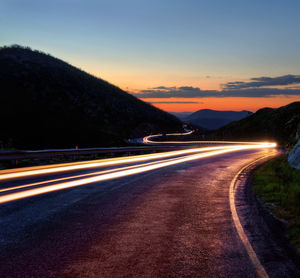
[252,154,300,251]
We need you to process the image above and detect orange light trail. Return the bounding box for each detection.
[0,153,206,194]
[0,142,276,204]
[0,144,261,182]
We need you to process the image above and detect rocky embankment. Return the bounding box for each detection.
[288,140,300,169]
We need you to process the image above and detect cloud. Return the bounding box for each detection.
[147,101,202,104]
[288,85,300,89]
[133,87,300,98]
[136,86,220,98]
[222,74,300,90]
[151,86,176,90]
[130,75,300,98]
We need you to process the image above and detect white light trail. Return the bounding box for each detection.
[0,143,276,204]
[143,130,275,146]
[0,145,266,181]
[0,154,203,194]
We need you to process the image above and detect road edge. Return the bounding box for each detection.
[230,152,300,278]
[229,154,273,278]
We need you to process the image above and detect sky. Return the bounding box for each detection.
[1,0,300,112]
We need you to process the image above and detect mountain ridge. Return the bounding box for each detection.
[208,102,300,146]
[0,45,182,149]
[182,109,252,130]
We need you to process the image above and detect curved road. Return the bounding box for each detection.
[0,145,298,277]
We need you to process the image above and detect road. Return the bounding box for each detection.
[0,144,298,277]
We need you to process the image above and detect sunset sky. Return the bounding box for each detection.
[2,0,300,112]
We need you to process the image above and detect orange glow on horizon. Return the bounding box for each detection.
[66,60,300,113]
[141,96,300,112]
[83,65,225,91]
[63,59,300,113]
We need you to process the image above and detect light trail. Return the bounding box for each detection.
[143,130,192,143]
[0,143,276,204]
[143,134,274,145]
[0,153,209,194]
[0,145,265,182]
[143,130,274,146]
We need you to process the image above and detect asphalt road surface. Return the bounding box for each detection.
[0,147,298,277]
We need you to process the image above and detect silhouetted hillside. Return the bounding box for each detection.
[208,102,300,146]
[185,109,251,130]
[0,45,182,149]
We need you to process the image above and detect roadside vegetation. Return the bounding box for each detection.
[252,154,300,251]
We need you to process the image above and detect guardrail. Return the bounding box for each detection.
[0,145,196,165]
[0,140,263,166]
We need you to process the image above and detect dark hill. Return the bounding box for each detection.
[0,45,182,149]
[185,109,252,130]
[208,102,300,146]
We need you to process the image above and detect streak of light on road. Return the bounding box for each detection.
[0,153,209,194]
[0,143,276,204]
[143,134,274,145]
[0,144,273,182]
[142,130,275,146]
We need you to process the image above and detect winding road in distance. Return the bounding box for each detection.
[0,134,298,277]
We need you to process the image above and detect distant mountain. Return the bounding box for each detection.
[170,112,192,120]
[185,109,252,130]
[208,102,300,146]
[0,45,182,149]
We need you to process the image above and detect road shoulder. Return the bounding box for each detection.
[234,155,300,277]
